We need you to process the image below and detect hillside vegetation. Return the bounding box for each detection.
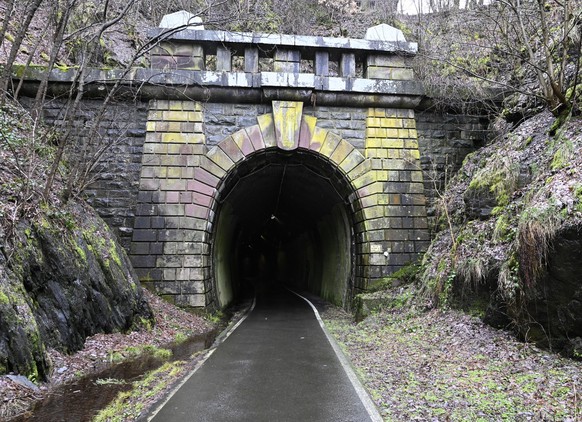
[0,0,581,419]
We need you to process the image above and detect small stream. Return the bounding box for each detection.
[13,332,216,422]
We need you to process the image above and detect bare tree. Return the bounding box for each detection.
[0,0,45,102]
[412,0,581,118]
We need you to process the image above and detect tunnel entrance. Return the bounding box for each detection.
[212,149,355,309]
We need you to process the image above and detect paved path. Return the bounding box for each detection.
[149,287,380,422]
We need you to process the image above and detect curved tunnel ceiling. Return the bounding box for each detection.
[218,151,352,241]
[212,150,355,308]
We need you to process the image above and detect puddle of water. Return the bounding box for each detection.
[12,332,216,422]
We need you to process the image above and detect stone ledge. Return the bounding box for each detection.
[11,65,423,108]
[148,28,418,58]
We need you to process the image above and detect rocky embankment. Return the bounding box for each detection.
[0,200,153,380]
[419,111,582,354]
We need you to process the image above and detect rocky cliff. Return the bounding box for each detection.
[420,111,582,354]
[0,201,153,380]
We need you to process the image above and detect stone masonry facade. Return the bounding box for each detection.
[127,98,431,307]
[15,24,490,309]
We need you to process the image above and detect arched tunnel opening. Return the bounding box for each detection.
[212,149,355,309]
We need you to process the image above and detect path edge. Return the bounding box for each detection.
[289,289,384,422]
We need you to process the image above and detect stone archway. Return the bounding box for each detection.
[131,99,429,310]
[190,101,383,308]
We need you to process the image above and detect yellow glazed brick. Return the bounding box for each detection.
[168,122,182,132]
[162,133,205,143]
[380,118,403,128]
[309,126,328,152]
[401,149,421,160]
[365,138,383,149]
[352,171,377,189]
[367,148,387,159]
[146,121,156,132]
[320,132,341,158]
[362,206,384,220]
[366,127,387,138]
[375,170,389,181]
[368,108,386,118]
[148,110,163,121]
[409,129,418,138]
[145,132,162,143]
[398,129,410,138]
[162,133,183,143]
[257,114,277,148]
[330,140,354,165]
[167,167,182,178]
[386,149,401,159]
[207,146,235,171]
[384,139,404,148]
[169,101,185,111]
[403,118,417,129]
[165,111,189,121]
[339,150,365,174]
[187,134,206,143]
[384,128,399,138]
[366,117,383,128]
[188,111,204,122]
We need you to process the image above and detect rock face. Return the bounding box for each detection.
[532,225,582,349]
[420,112,582,355]
[0,201,153,380]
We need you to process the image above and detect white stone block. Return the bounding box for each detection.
[365,24,407,43]
[159,11,204,30]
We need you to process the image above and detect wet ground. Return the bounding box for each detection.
[12,333,215,422]
[148,287,379,422]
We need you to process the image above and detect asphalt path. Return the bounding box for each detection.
[149,287,380,422]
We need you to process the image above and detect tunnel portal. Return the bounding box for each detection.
[213,150,354,308]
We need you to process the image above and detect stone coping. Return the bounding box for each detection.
[12,65,424,107]
[148,28,418,58]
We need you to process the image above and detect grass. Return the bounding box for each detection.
[323,302,582,421]
[93,361,187,422]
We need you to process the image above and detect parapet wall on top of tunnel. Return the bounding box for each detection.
[13,24,490,310]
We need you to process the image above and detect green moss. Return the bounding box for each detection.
[94,361,187,422]
[108,239,123,267]
[0,290,9,304]
[74,245,87,263]
[493,214,513,242]
[143,345,172,360]
[174,332,188,344]
[551,140,574,170]
[468,160,518,208]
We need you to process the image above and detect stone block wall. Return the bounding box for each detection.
[20,93,491,309]
[20,97,148,250]
[416,111,489,231]
[203,103,271,146]
[362,108,430,276]
[130,99,209,307]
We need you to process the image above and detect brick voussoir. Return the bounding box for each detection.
[218,136,245,163]
[257,114,277,148]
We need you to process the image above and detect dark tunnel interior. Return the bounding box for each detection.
[212,150,354,308]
